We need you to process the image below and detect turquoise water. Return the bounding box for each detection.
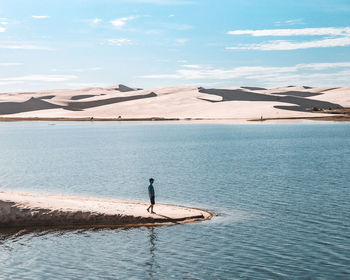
[0,122,349,279]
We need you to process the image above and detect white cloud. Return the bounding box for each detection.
[90,67,102,71]
[67,82,105,88]
[175,38,188,44]
[110,16,135,28]
[107,38,132,46]
[92,18,102,24]
[0,75,77,82]
[0,81,24,86]
[50,67,102,73]
[32,15,50,19]
[72,68,85,73]
[275,19,304,26]
[226,37,350,50]
[140,62,350,86]
[297,62,350,70]
[227,27,350,37]
[0,62,23,66]
[227,27,350,50]
[0,18,10,32]
[0,43,54,50]
[169,14,175,17]
[182,64,201,68]
[248,70,350,87]
[72,67,102,72]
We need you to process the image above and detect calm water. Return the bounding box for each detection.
[0,122,349,279]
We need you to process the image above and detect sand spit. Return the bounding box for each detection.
[0,190,213,229]
[0,84,349,122]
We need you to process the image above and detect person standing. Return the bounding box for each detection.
[147,178,155,213]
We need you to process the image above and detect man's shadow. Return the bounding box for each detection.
[152,212,181,224]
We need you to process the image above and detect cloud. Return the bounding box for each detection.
[72,68,85,73]
[0,43,54,50]
[274,19,304,26]
[110,16,135,28]
[175,38,188,44]
[0,62,23,66]
[72,67,102,72]
[248,70,350,87]
[92,18,102,24]
[0,81,24,86]
[51,67,102,72]
[0,18,9,31]
[142,66,276,80]
[32,15,50,19]
[227,27,350,37]
[227,27,350,50]
[0,75,77,82]
[297,62,350,70]
[182,64,201,68]
[107,38,132,46]
[140,62,350,86]
[90,67,102,71]
[67,82,105,88]
[226,37,350,50]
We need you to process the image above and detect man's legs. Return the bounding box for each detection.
[147,204,154,212]
[147,196,155,213]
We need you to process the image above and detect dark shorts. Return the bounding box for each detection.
[150,196,155,205]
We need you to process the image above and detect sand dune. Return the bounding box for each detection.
[0,84,349,121]
[199,88,342,112]
[0,190,212,229]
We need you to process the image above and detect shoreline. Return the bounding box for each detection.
[0,190,214,229]
[0,115,349,123]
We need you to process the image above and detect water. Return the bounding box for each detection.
[0,122,349,279]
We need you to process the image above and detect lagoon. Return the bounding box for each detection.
[0,122,349,279]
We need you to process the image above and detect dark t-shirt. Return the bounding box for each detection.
[148,184,155,197]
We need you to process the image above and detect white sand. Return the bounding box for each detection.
[0,190,212,228]
[0,84,348,121]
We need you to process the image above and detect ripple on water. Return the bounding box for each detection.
[0,123,350,279]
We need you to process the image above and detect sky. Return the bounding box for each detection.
[1,0,350,92]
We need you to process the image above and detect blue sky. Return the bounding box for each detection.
[1,0,350,92]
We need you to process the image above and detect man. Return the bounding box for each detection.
[147,178,155,213]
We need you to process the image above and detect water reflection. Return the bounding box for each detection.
[0,227,84,249]
[0,229,29,243]
[146,227,158,279]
